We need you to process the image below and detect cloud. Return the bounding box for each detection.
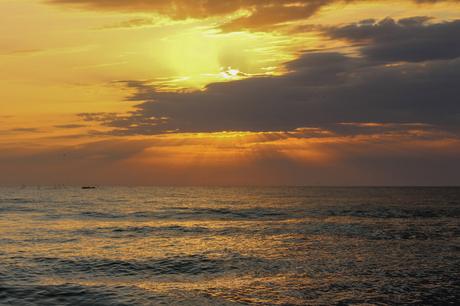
[97,18,156,30]
[0,139,153,164]
[80,49,460,136]
[10,128,41,132]
[325,17,460,62]
[1,132,459,185]
[220,0,335,32]
[54,124,87,129]
[0,49,45,56]
[47,0,460,31]
[71,16,460,137]
[47,0,254,18]
[0,128,42,135]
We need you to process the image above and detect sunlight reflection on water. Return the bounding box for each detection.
[0,187,459,305]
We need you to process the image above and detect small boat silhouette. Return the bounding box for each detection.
[81,186,96,190]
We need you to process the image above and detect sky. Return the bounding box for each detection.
[0,0,459,186]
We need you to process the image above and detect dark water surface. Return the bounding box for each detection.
[0,187,459,305]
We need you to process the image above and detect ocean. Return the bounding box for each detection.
[0,187,459,305]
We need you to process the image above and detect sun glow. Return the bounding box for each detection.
[147,27,291,89]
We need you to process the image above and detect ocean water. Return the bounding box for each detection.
[0,187,459,305]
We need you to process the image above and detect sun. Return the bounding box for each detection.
[220,67,242,79]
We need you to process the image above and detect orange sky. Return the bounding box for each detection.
[1,0,459,185]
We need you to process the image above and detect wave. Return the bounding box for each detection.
[0,284,140,306]
[32,253,268,277]
[315,206,460,219]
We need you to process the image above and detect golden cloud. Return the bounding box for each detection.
[48,0,460,31]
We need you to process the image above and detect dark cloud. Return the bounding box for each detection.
[10,128,41,132]
[1,134,460,186]
[81,49,460,136]
[47,0,460,31]
[0,139,156,185]
[326,17,460,62]
[54,124,86,129]
[0,139,153,164]
[0,128,42,135]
